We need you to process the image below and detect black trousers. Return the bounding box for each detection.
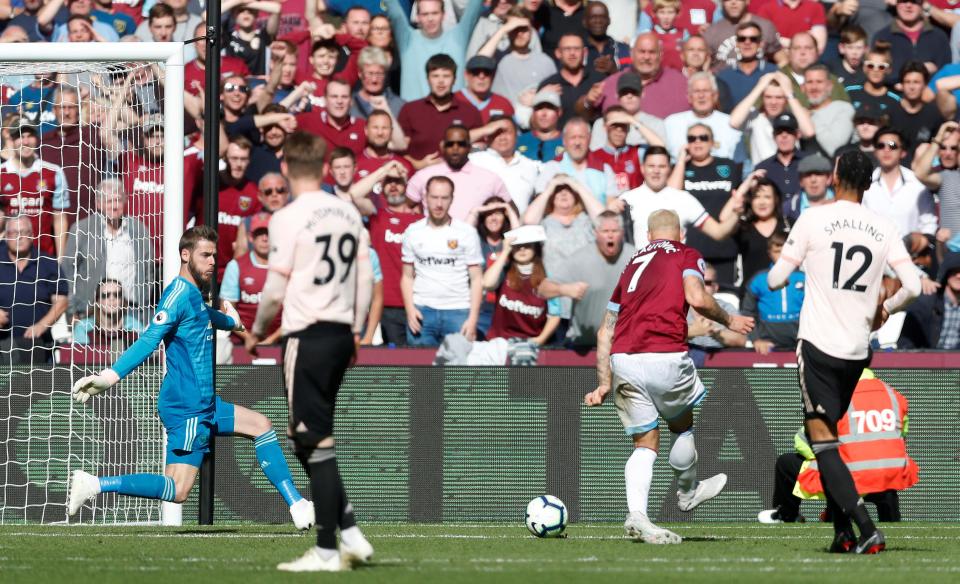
[773,453,902,522]
[380,306,408,346]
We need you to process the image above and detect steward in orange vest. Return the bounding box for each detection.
[795,375,919,498]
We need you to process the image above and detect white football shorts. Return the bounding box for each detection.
[610,351,707,435]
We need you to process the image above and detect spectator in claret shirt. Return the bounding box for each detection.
[397,53,484,166]
[649,0,688,71]
[352,164,420,346]
[216,136,262,278]
[587,106,654,194]
[756,0,827,56]
[468,196,521,338]
[455,56,515,125]
[295,79,367,160]
[220,213,282,347]
[184,22,250,97]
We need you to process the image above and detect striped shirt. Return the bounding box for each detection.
[938,170,960,234]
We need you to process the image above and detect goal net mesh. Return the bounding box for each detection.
[0,60,171,524]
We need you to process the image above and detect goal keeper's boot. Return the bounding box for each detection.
[854,529,886,555]
[677,473,727,512]
[340,526,374,566]
[828,530,857,553]
[277,547,347,572]
[68,470,102,516]
[289,498,315,531]
[624,511,682,544]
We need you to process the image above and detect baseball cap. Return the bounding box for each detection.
[772,113,798,133]
[798,154,832,175]
[9,120,39,138]
[249,212,271,234]
[854,102,882,124]
[532,90,561,109]
[504,224,547,245]
[466,55,497,73]
[617,73,643,95]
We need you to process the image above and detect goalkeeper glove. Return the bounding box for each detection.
[221,300,246,333]
[72,369,121,404]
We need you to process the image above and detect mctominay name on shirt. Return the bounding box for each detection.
[823,218,885,241]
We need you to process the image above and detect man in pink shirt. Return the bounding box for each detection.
[582,32,689,119]
[405,124,512,221]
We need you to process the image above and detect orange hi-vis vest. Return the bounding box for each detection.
[796,379,919,498]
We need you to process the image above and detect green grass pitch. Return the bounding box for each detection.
[3,523,959,583]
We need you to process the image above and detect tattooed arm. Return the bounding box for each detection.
[683,275,755,335]
[584,309,619,406]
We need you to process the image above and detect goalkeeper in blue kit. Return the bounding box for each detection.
[68,226,314,529]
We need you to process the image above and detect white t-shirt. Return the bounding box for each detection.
[401,218,483,310]
[268,191,371,334]
[862,167,938,237]
[779,200,913,360]
[468,149,541,214]
[619,184,710,247]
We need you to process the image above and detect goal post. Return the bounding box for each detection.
[0,43,185,524]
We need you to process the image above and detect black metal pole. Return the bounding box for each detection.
[200,0,222,526]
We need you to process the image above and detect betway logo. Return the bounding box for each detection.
[219,212,242,226]
[132,178,164,195]
[241,290,261,304]
[498,294,543,318]
[383,228,404,244]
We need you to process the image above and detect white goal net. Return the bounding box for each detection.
[0,44,184,524]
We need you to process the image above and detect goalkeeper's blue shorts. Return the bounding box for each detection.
[165,397,236,467]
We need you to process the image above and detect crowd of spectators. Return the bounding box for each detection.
[0,0,959,364]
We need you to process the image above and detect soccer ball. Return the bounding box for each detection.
[525,495,567,538]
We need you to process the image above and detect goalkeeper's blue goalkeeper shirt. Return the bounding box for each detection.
[110,277,237,426]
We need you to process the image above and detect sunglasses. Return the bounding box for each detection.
[736,35,761,43]
[854,118,879,125]
[897,0,922,4]
[99,291,122,299]
[941,145,959,152]
[864,61,890,71]
[444,140,469,148]
[224,83,250,94]
[513,243,536,250]
[703,280,717,286]
[262,187,287,196]
[687,134,711,143]
[876,141,901,151]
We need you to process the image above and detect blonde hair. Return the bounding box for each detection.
[654,0,680,12]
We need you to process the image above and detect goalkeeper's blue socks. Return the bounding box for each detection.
[254,430,303,506]
[99,474,176,502]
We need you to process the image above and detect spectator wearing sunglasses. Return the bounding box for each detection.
[703,0,781,70]
[406,125,511,221]
[845,42,901,115]
[234,172,291,255]
[71,279,145,349]
[873,0,949,80]
[716,22,778,111]
[668,123,742,292]
[914,122,960,261]
[863,127,938,266]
